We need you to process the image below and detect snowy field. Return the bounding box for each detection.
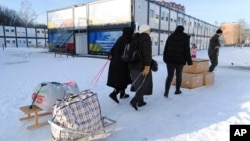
[0,46,250,141]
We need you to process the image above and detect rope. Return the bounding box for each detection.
[88,60,110,90]
[131,72,147,93]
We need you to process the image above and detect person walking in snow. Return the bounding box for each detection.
[129,24,153,111]
[163,25,193,97]
[208,29,223,72]
[107,27,134,103]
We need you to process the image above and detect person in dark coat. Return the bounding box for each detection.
[129,24,153,111]
[107,27,134,104]
[208,29,223,72]
[163,25,193,97]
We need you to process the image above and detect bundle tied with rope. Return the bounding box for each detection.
[49,60,115,141]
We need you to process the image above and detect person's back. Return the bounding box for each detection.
[163,25,192,98]
[163,27,191,65]
[107,27,134,103]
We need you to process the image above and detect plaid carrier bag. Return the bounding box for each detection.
[49,90,104,141]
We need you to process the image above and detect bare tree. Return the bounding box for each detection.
[19,0,37,27]
[0,6,23,26]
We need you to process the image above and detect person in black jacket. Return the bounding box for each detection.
[129,24,153,111]
[163,25,193,97]
[107,27,134,103]
[208,29,223,72]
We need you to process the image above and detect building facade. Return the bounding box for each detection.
[0,25,48,48]
[47,0,219,56]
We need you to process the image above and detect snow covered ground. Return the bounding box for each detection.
[0,46,250,141]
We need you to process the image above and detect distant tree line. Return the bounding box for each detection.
[0,2,46,28]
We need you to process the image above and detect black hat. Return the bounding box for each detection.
[122,27,134,36]
[216,29,223,34]
[175,25,184,32]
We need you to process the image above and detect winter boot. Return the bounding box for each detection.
[120,90,129,99]
[109,89,119,103]
[130,98,138,111]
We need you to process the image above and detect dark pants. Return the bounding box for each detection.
[208,54,218,72]
[164,64,184,95]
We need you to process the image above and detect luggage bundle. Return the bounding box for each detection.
[49,90,104,141]
[31,81,79,111]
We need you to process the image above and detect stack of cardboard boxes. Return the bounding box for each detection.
[172,58,214,89]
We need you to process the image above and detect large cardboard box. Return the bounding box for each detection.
[172,73,203,89]
[202,72,214,86]
[183,58,209,73]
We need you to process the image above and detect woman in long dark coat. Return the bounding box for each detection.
[128,24,153,111]
[107,27,134,104]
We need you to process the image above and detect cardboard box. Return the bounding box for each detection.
[183,58,209,73]
[172,73,203,89]
[202,72,214,86]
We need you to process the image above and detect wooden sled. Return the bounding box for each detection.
[19,105,52,129]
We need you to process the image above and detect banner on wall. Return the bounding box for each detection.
[88,0,131,26]
[48,8,73,29]
[88,30,122,54]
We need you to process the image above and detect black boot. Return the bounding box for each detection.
[120,90,129,99]
[130,98,138,111]
[138,101,147,107]
[175,90,182,94]
[109,90,119,103]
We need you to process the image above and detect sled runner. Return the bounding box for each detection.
[19,105,52,129]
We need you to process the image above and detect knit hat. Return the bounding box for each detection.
[139,24,150,34]
[216,29,223,34]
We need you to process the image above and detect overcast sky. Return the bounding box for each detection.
[1,0,249,25]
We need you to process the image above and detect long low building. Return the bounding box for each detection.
[47,0,219,56]
[0,25,48,48]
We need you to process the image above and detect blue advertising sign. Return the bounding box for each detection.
[89,30,122,54]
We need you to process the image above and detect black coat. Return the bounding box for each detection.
[163,31,192,65]
[129,33,153,95]
[107,35,132,90]
[128,33,152,70]
[208,34,220,57]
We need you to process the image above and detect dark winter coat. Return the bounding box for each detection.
[163,31,192,65]
[128,33,152,70]
[208,34,221,57]
[129,33,153,95]
[107,28,133,90]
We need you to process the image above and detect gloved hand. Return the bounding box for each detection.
[142,66,150,76]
